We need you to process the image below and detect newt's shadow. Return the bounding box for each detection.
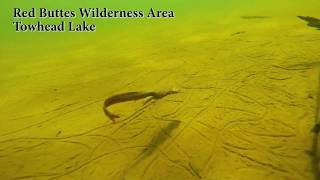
[132,120,181,166]
[298,16,320,30]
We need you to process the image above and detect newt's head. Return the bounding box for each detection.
[169,87,180,94]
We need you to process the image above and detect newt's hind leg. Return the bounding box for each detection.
[109,113,120,123]
[103,108,120,123]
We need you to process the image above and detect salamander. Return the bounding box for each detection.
[103,89,179,123]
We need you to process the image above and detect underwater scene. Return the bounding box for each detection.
[1,0,320,179]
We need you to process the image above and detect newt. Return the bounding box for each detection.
[103,89,179,123]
